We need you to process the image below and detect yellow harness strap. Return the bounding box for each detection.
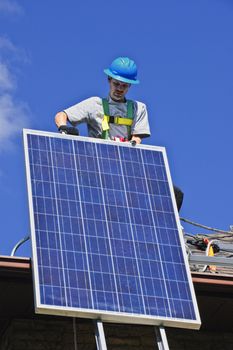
[102,115,110,131]
[102,115,133,130]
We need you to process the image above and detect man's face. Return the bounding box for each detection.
[109,78,131,102]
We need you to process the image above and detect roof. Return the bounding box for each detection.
[0,256,33,336]
[184,229,233,276]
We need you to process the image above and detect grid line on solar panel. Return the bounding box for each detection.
[94,141,145,313]
[25,132,199,325]
[32,196,175,218]
[119,146,173,316]
[46,137,71,307]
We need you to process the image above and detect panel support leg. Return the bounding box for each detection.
[73,318,78,350]
[154,326,170,350]
[94,320,108,350]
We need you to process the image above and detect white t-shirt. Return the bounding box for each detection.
[64,96,150,140]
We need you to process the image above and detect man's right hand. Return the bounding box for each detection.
[55,112,79,135]
[58,125,79,136]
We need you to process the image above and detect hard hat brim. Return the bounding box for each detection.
[104,69,140,85]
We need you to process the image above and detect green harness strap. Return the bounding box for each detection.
[102,98,110,116]
[101,98,134,139]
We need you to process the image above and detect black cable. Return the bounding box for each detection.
[180,217,233,236]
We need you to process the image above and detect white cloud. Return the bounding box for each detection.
[0,36,30,64]
[0,36,16,51]
[0,62,16,91]
[0,37,29,86]
[0,0,23,15]
[0,36,30,151]
[0,94,30,151]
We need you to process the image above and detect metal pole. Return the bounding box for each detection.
[73,318,78,350]
[189,254,233,267]
[154,326,170,350]
[94,320,108,350]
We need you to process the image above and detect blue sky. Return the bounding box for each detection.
[0,0,233,256]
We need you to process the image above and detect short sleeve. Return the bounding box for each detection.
[131,101,151,138]
[64,97,101,126]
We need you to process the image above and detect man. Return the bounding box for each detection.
[55,56,151,144]
[54,56,183,210]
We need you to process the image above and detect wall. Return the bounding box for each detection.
[1,317,233,350]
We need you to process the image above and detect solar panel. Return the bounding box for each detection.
[24,129,201,329]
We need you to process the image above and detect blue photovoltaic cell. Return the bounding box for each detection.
[24,130,200,328]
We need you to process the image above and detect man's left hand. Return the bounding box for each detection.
[131,136,141,144]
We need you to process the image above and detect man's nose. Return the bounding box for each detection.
[117,85,124,91]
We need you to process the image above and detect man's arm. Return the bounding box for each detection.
[131,102,150,143]
[55,111,79,135]
[55,111,68,128]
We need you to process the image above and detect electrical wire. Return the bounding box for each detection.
[181,218,233,273]
[180,217,233,236]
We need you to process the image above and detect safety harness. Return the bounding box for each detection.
[101,98,134,139]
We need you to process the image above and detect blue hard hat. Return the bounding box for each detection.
[104,57,139,84]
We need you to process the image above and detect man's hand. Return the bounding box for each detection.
[131,135,141,145]
[55,111,79,136]
[130,140,137,146]
[58,125,79,136]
